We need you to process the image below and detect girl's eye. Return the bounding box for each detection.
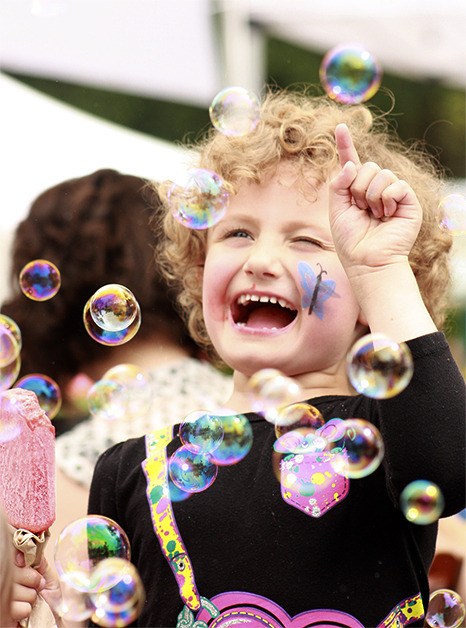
[224,229,251,239]
[293,237,323,248]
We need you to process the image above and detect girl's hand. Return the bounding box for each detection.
[329,123,422,278]
[11,551,62,625]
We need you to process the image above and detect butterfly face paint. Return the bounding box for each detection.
[298,261,339,318]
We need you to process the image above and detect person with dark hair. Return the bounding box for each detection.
[3,169,232,626]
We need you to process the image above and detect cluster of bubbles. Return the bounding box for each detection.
[400,480,445,525]
[53,515,145,626]
[15,373,62,419]
[319,43,383,104]
[246,368,386,484]
[346,332,414,399]
[167,168,230,230]
[168,409,253,497]
[425,589,465,628]
[19,259,61,301]
[438,193,466,236]
[84,284,141,346]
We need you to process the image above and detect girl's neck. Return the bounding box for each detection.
[225,368,355,414]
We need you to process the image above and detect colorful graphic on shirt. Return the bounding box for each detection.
[280,449,349,517]
[298,261,339,317]
[142,428,201,611]
[379,592,424,626]
[143,430,423,628]
[185,591,365,627]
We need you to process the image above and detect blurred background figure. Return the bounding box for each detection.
[0,169,232,555]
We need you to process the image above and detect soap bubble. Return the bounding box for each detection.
[168,478,192,503]
[19,259,61,301]
[209,86,260,136]
[426,589,465,628]
[247,368,301,422]
[89,558,145,627]
[103,364,153,419]
[210,412,253,466]
[169,446,218,493]
[83,298,141,346]
[55,516,131,593]
[0,315,22,350]
[274,403,325,439]
[0,354,21,393]
[15,373,62,419]
[179,410,224,454]
[52,582,94,623]
[346,333,413,399]
[87,379,126,421]
[168,168,229,230]
[319,44,382,104]
[438,194,466,236]
[0,326,20,368]
[400,480,444,525]
[0,314,21,367]
[90,285,138,332]
[330,418,384,479]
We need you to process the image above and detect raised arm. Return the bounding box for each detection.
[329,123,437,343]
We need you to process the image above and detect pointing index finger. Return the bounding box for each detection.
[335,123,361,168]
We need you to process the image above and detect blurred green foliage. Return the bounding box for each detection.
[5,36,465,177]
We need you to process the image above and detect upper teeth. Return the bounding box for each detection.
[236,294,292,309]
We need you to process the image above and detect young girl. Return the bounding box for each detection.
[14,90,466,627]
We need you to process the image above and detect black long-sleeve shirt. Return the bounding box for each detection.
[89,332,465,627]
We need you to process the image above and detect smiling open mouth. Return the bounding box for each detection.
[231,294,298,330]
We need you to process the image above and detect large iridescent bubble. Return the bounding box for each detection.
[90,284,139,332]
[169,446,218,493]
[54,516,131,593]
[179,410,224,454]
[167,168,229,230]
[19,259,61,301]
[89,558,146,627]
[426,589,465,628]
[209,86,260,136]
[210,412,253,466]
[15,373,62,419]
[400,480,444,525]
[83,298,141,346]
[346,333,413,399]
[320,44,382,105]
[330,418,384,479]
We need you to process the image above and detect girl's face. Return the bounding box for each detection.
[203,169,366,383]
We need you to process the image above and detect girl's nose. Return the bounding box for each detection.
[242,244,283,279]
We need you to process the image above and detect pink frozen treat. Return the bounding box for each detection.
[0,388,55,533]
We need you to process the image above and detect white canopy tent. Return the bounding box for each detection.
[1,0,465,106]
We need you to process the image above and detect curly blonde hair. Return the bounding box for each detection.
[155,88,452,361]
